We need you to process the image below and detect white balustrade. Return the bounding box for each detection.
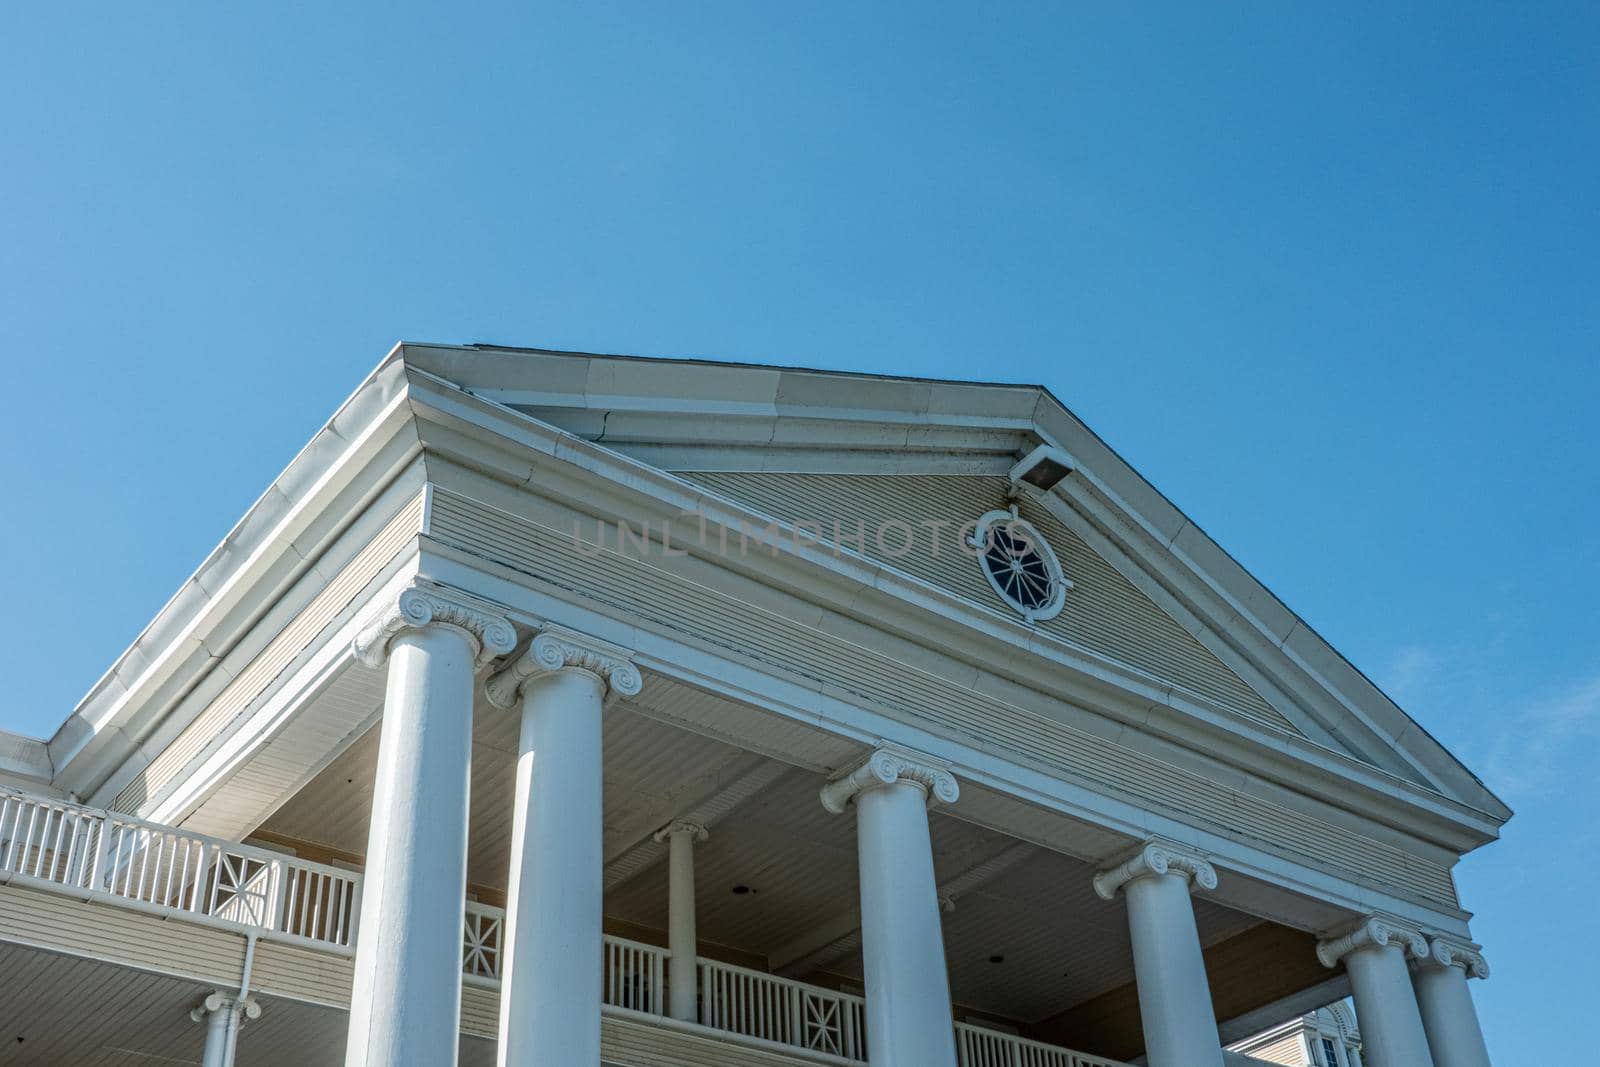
[0,785,358,950]
[700,957,867,1060]
[606,934,667,1015]
[0,787,1138,1067]
[955,1023,1132,1067]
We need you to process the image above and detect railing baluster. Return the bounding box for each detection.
[330,876,346,947]
[295,868,311,936]
[60,813,82,886]
[0,796,13,871]
[136,828,154,902]
[29,807,51,878]
[48,807,71,880]
[20,803,41,875]
[187,838,204,911]
[151,833,169,905]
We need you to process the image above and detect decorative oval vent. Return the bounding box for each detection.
[969,507,1069,623]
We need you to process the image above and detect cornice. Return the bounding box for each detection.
[819,743,960,814]
[1417,934,1490,979]
[1092,839,1219,900]
[49,355,423,798]
[1316,914,1430,969]
[351,583,517,668]
[485,625,643,708]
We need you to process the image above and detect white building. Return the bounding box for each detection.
[0,343,1503,1067]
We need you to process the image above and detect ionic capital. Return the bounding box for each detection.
[1316,914,1430,969]
[190,991,262,1023]
[1417,934,1490,979]
[352,583,517,668]
[485,624,643,708]
[1092,839,1218,901]
[819,743,960,815]
[653,819,709,844]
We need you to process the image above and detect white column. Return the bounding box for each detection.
[1411,936,1492,1067]
[1093,841,1224,1067]
[654,819,708,1022]
[487,626,642,1067]
[190,992,261,1067]
[345,586,516,1067]
[1318,917,1437,1067]
[820,744,960,1067]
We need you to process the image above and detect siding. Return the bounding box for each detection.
[0,882,244,987]
[684,473,1292,733]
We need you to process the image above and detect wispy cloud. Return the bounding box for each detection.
[1481,674,1600,800]
[1382,644,1444,706]
[1378,640,1600,804]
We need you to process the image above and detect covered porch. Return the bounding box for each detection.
[0,662,1335,1067]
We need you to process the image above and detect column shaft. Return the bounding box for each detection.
[199,1006,231,1067]
[1413,963,1492,1067]
[1123,872,1224,1067]
[666,828,701,1022]
[498,668,606,1067]
[856,779,959,1067]
[346,626,479,1067]
[1346,943,1437,1067]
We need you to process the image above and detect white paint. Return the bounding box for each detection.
[497,667,607,1067]
[1345,943,1437,1067]
[199,1002,230,1067]
[344,625,477,1067]
[1122,871,1225,1067]
[191,992,260,1067]
[1412,961,1492,1067]
[855,778,959,1067]
[659,821,707,1022]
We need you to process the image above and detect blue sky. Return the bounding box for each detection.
[2,3,1594,1059]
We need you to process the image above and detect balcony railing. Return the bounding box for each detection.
[0,785,358,950]
[955,1022,1132,1067]
[701,955,867,1059]
[460,900,1127,1067]
[0,787,1130,1067]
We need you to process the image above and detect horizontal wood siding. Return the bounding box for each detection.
[686,472,1291,732]
[0,882,244,987]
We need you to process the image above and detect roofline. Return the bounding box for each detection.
[34,338,1510,827]
[445,340,1048,393]
[1020,389,1504,812]
[406,340,1506,819]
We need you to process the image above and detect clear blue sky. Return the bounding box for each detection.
[2,3,1594,1059]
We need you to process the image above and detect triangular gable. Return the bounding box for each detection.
[679,470,1305,739]
[410,342,1510,824]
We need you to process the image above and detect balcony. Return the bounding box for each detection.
[1,785,1136,1066]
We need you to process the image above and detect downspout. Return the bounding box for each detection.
[222,932,259,1067]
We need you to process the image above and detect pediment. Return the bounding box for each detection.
[403,343,1511,826]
